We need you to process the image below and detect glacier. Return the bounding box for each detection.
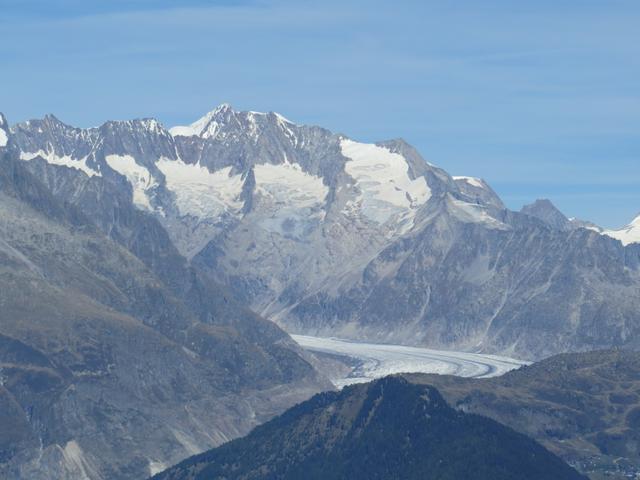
[292,335,527,388]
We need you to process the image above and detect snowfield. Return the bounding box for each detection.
[292,335,528,388]
[157,159,244,219]
[254,161,328,238]
[105,154,157,210]
[20,149,101,177]
[340,138,431,230]
[603,214,640,246]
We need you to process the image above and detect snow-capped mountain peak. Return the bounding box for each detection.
[169,103,235,138]
[213,102,233,114]
[603,213,640,245]
[168,104,299,143]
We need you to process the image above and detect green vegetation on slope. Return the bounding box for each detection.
[154,377,585,480]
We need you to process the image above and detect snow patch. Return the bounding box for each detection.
[453,176,484,189]
[0,128,7,147]
[19,149,101,177]
[254,162,328,238]
[448,196,506,228]
[149,460,167,476]
[157,158,244,219]
[275,113,297,145]
[603,214,640,246]
[340,139,431,230]
[274,112,296,125]
[105,154,157,210]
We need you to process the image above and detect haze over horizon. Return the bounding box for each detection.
[1,0,638,228]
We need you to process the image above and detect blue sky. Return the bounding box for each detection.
[1,0,638,228]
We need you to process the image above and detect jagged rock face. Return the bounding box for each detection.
[287,208,640,358]
[0,145,327,479]
[454,175,505,210]
[521,198,572,231]
[152,377,586,480]
[6,106,640,360]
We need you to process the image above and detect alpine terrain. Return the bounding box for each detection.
[151,376,587,480]
[0,114,329,479]
[1,105,639,479]
[5,105,639,360]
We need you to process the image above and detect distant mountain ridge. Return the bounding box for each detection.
[3,105,640,360]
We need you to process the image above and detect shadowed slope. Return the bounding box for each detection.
[153,377,585,480]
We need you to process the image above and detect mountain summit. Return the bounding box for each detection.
[521,198,571,230]
[152,377,586,480]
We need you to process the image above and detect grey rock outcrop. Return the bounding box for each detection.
[520,198,572,231]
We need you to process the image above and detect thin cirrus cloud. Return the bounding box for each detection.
[0,0,638,228]
[0,0,257,18]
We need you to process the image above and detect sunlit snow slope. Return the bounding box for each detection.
[603,214,640,246]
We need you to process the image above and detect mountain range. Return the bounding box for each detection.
[3,106,639,360]
[1,105,640,479]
